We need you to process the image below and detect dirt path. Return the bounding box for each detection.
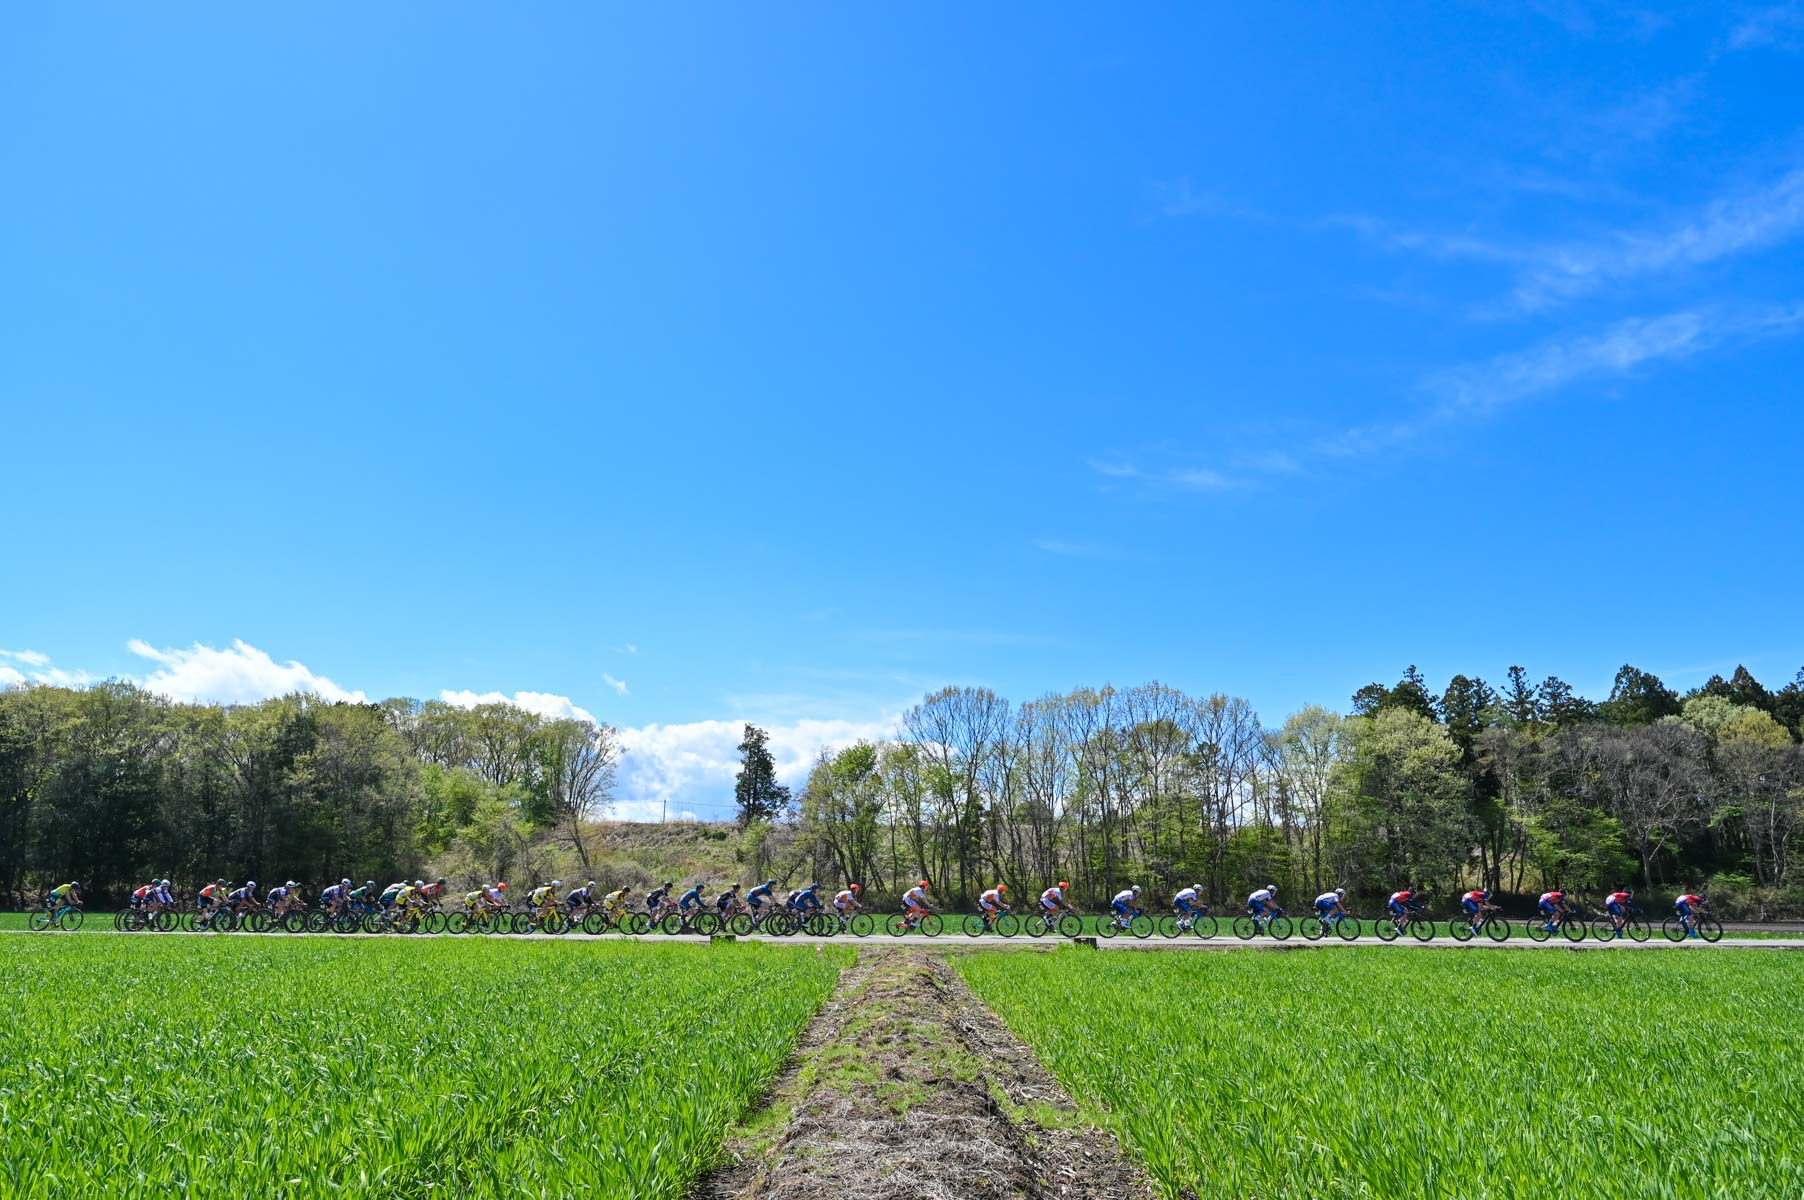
[694,949,1155,1200]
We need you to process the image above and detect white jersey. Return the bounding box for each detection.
[1112,889,1138,907]
[1248,888,1275,905]
[1315,892,1340,908]
[1174,887,1200,904]
[1041,886,1064,906]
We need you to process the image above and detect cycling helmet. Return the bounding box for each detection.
[1334,888,1346,898]
[287,881,298,888]
[497,882,508,890]
[414,880,424,888]
[1131,884,1141,894]
[341,878,352,887]
[808,882,820,891]
[587,881,597,888]
[365,880,375,888]
[851,883,862,892]
[246,880,257,889]
[1193,884,1204,893]
[1057,881,1069,891]
[217,878,227,886]
[664,881,676,889]
[436,877,447,886]
[160,879,171,888]
[1625,888,1635,897]
[919,879,931,888]
[995,883,1006,892]
[550,880,563,888]
[1267,883,1278,892]
[766,878,777,887]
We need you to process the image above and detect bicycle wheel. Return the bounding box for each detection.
[576,911,604,935]
[1129,914,1155,939]
[211,911,237,932]
[1699,917,1724,943]
[114,909,132,932]
[850,913,876,937]
[1560,918,1585,943]
[1662,915,1685,942]
[1193,915,1219,940]
[993,912,1018,937]
[1450,919,1475,943]
[1097,917,1122,939]
[1300,916,1327,941]
[885,913,912,937]
[963,914,990,937]
[693,912,723,936]
[1023,914,1049,937]
[722,912,749,935]
[1376,918,1400,942]
[1269,916,1294,941]
[1158,915,1184,939]
[362,913,384,935]
[1232,916,1258,940]
[1626,918,1650,943]
[654,912,681,935]
[1483,917,1510,942]
[1527,919,1552,943]
[1408,919,1433,943]
[281,912,307,934]
[180,910,201,932]
[543,911,570,935]
[29,910,52,932]
[1591,918,1619,942]
[1050,914,1077,938]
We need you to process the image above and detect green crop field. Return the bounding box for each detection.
[0,936,848,1199]
[958,947,1804,1200]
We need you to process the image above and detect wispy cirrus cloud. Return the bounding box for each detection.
[1339,166,1804,313]
[0,648,52,667]
[602,672,630,697]
[1087,458,1237,491]
[1729,4,1804,51]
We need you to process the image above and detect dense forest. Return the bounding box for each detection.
[4,662,1803,916]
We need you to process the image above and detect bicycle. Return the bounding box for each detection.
[658,907,720,935]
[1527,908,1587,943]
[1158,908,1219,939]
[1662,912,1724,943]
[885,908,944,937]
[963,908,1020,937]
[1591,904,1651,943]
[1097,906,1156,939]
[1375,903,1435,942]
[828,907,877,937]
[30,897,86,932]
[1299,910,1363,941]
[1448,909,1511,943]
[1024,907,1082,938]
[1233,906,1293,941]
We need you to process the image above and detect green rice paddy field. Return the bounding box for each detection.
[957,947,1804,1200]
[0,937,848,1199]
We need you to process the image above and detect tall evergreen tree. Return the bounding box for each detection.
[733,723,791,829]
[1599,664,1681,727]
[1539,675,1595,725]
[1501,665,1539,727]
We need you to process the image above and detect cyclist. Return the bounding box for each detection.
[463,881,507,915]
[227,880,259,915]
[1675,890,1709,938]
[417,877,450,907]
[902,879,933,927]
[321,879,352,915]
[602,884,632,920]
[379,880,407,910]
[1537,888,1572,935]
[45,880,84,929]
[529,879,562,911]
[788,883,824,919]
[349,880,379,912]
[565,881,599,915]
[1602,887,1635,934]
[745,878,776,913]
[1459,887,1498,932]
[268,881,303,916]
[130,879,160,913]
[676,881,705,921]
[714,883,741,917]
[833,883,864,927]
[1109,885,1143,929]
[1385,886,1418,931]
[1174,884,1210,929]
[977,883,1008,930]
[198,878,229,918]
[1314,887,1349,925]
[644,880,677,918]
[1247,884,1280,926]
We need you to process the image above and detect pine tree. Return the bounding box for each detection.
[1501,665,1539,727]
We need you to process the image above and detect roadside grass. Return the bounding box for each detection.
[958,947,1804,1200]
[0,935,849,1199]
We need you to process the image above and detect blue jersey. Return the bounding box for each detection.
[679,886,703,908]
[322,885,346,903]
[791,888,821,910]
[747,884,773,905]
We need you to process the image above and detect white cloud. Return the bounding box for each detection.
[0,649,51,667]
[602,673,630,697]
[0,666,24,687]
[438,688,598,725]
[1087,458,1240,492]
[128,638,368,705]
[1032,538,1106,558]
[615,715,900,822]
[618,643,639,655]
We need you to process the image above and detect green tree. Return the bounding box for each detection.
[734,723,791,829]
[1598,665,1681,727]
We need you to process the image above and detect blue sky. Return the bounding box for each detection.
[5,4,1803,817]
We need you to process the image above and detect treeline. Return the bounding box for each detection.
[789,664,1804,917]
[0,682,618,903]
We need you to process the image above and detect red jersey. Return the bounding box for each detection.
[1462,890,1486,904]
[1390,890,1412,905]
[1606,891,1631,905]
[1677,893,1703,905]
[200,883,220,899]
[419,882,445,899]
[133,885,153,900]
[1539,891,1563,905]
